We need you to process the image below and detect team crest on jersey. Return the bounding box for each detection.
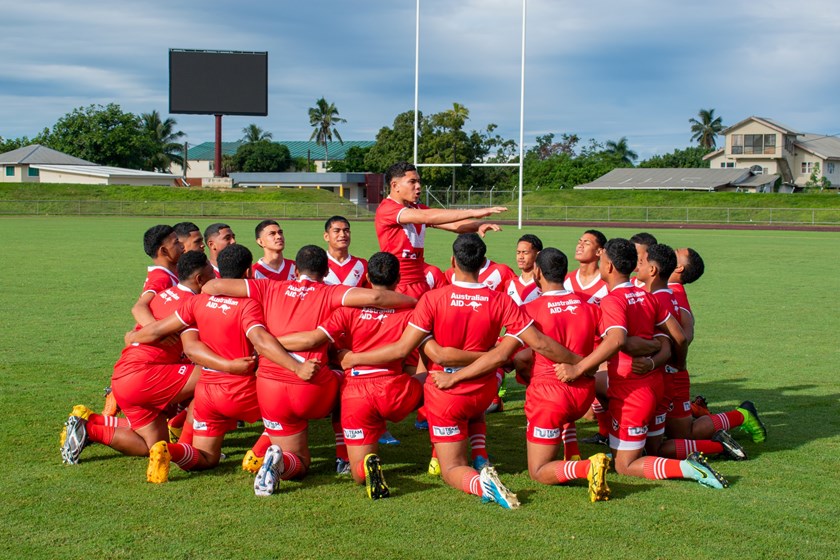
[343,428,364,440]
[532,426,561,440]
[432,425,461,437]
[263,419,283,431]
[192,420,207,431]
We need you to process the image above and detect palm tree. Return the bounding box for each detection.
[604,137,638,165]
[141,110,185,172]
[689,108,724,149]
[241,124,273,143]
[308,97,346,165]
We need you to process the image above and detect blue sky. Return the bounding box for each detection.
[2,0,839,159]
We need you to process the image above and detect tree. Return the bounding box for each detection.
[603,137,638,166]
[241,124,272,143]
[531,133,580,160]
[45,104,155,169]
[141,110,185,172]
[639,146,712,168]
[230,141,292,173]
[308,97,346,164]
[805,162,832,191]
[364,110,425,173]
[326,145,371,172]
[689,108,724,149]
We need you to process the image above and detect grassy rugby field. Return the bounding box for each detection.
[0,216,838,560]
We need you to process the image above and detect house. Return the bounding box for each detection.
[576,167,776,193]
[703,116,840,189]
[227,171,383,205]
[170,140,375,184]
[0,144,179,186]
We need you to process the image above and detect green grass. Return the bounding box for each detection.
[1,217,839,559]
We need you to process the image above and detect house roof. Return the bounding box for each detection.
[229,172,368,186]
[32,164,177,179]
[722,116,800,136]
[187,140,375,161]
[702,148,724,161]
[794,134,840,160]
[0,144,95,165]
[575,168,765,191]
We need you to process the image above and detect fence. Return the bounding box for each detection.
[0,199,838,226]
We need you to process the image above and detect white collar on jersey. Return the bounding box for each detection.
[611,281,634,291]
[540,289,572,296]
[298,274,317,283]
[327,253,355,266]
[175,283,197,294]
[452,280,485,289]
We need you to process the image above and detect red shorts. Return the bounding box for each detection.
[256,373,339,437]
[396,279,430,299]
[340,375,423,445]
[192,376,261,437]
[111,359,193,429]
[607,373,664,451]
[424,375,497,443]
[665,368,692,419]
[524,380,595,445]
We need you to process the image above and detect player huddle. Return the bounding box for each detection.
[60,162,766,509]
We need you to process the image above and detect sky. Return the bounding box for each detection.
[2,0,840,160]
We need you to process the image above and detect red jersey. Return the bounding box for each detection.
[245,277,352,384]
[522,290,600,383]
[319,306,413,378]
[563,269,609,306]
[424,263,448,290]
[120,284,196,368]
[599,282,671,379]
[374,197,428,284]
[408,281,533,395]
[175,294,265,382]
[505,275,541,306]
[668,283,693,318]
[252,258,296,281]
[141,266,178,296]
[444,259,516,292]
[324,254,369,288]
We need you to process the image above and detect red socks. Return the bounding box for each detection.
[711,410,745,431]
[167,443,200,471]
[469,420,488,461]
[642,456,685,480]
[462,470,482,496]
[672,439,724,459]
[281,452,304,480]
[553,459,590,484]
[562,423,580,459]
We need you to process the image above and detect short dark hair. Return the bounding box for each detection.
[385,161,417,187]
[535,247,568,283]
[204,223,230,242]
[177,250,209,282]
[681,248,705,285]
[143,225,175,258]
[646,243,677,279]
[295,245,329,278]
[324,215,350,232]
[367,252,400,287]
[584,229,607,248]
[255,219,279,239]
[452,233,486,274]
[218,244,253,279]
[173,221,200,239]
[630,232,658,247]
[518,234,543,252]
[603,238,637,275]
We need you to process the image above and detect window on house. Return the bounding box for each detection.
[784,136,795,153]
[720,162,735,168]
[801,162,814,174]
[731,134,743,154]
[209,161,214,171]
[828,163,835,174]
[5,166,13,177]
[763,134,776,154]
[28,167,39,177]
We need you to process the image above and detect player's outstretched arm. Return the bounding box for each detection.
[341,326,427,369]
[277,328,330,352]
[125,313,185,345]
[399,206,507,227]
[556,328,625,382]
[202,278,248,297]
[131,292,157,327]
[342,288,416,310]
[181,330,255,375]
[420,338,484,367]
[248,327,320,381]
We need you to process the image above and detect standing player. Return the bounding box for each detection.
[555,238,729,489]
[204,223,237,278]
[342,234,584,509]
[202,245,417,496]
[505,234,543,305]
[375,161,506,298]
[323,215,369,288]
[174,222,205,253]
[252,219,296,281]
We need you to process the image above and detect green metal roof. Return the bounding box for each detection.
[187,140,374,161]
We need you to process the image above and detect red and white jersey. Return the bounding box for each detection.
[564,269,609,306]
[506,275,541,306]
[319,306,413,378]
[252,258,296,282]
[324,254,369,288]
[668,283,693,318]
[175,294,265,382]
[374,197,428,284]
[409,281,533,395]
[245,277,352,384]
[424,264,448,290]
[522,290,600,383]
[124,284,197,365]
[632,276,646,289]
[599,282,671,379]
[444,259,516,292]
[211,264,221,279]
[141,266,178,296]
